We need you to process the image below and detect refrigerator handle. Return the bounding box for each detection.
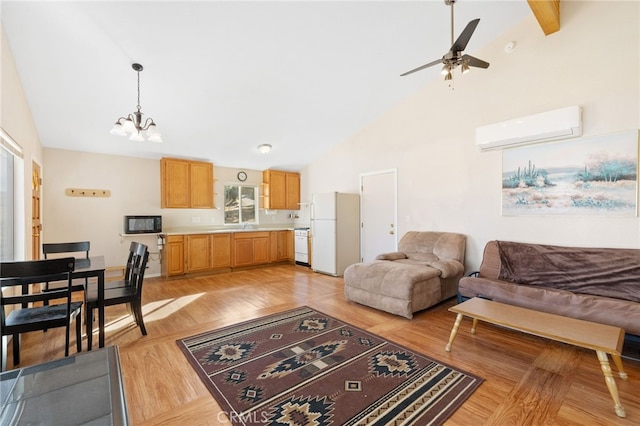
[310,202,315,236]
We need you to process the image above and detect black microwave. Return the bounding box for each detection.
[124,215,162,234]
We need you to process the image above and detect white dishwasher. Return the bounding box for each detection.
[294,228,310,266]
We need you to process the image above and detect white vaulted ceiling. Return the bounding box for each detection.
[1,1,531,171]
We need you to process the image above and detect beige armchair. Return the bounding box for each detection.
[344,231,466,319]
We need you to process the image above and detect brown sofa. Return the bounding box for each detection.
[344,231,466,319]
[458,240,640,337]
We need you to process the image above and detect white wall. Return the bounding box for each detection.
[42,149,296,276]
[301,1,640,269]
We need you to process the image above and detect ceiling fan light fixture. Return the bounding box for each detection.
[258,144,272,154]
[400,0,489,81]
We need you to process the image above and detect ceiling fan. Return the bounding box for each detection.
[401,0,489,81]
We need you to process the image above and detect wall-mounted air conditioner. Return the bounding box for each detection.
[476,106,582,151]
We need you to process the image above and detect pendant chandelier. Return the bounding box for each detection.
[110,63,162,142]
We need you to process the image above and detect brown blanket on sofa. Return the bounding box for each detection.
[496,241,640,303]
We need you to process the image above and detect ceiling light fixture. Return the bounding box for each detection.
[258,144,272,154]
[110,63,162,143]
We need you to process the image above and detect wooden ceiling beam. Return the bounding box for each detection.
[527,0,561,35]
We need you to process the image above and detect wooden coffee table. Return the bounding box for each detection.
[445,297,628,418]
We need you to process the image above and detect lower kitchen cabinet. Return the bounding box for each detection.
[163,235,185,276]
[212,234,232,268]
[233,232,270,267]
[186,234,212,272]
[270,230,294,262]
[162,230,293,277]
[163,233,232,277]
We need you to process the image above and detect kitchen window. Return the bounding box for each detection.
[224,185,258,225]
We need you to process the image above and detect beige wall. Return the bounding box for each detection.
[42,149,295,276]
[301,1,640,268]
[1,26,43,261]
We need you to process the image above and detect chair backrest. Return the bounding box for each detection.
[43,241,90,259]
[123,241,147,282]
[397,231,466,263]
[130,244,149,296]
[0,258,75,327]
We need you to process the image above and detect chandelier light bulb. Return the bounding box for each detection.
[110,122,126,136]
[129,131,144,142]
[122,117,135,133]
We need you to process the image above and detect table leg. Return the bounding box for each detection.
[596,350,626,418]
[445,313,464,352]
[610,353,628,380]
[98,271,105,348]
[471,318,478,334]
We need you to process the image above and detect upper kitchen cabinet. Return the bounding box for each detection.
[262,169,300,210]
[161,157,214,208]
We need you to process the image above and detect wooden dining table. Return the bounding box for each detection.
[73,256,106,349]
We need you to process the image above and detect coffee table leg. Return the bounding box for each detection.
[610,354,628,380]
[445,313,464,352]
[596,350,626,418]
[471,318,478,334]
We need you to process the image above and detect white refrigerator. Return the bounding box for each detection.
[311,192,360,276]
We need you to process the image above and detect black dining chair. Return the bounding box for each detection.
[104,241,147,290]
[42,241,91,296]
[0,257,82,370]
[85,243,149,349]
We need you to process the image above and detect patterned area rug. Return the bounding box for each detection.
[177,306,483,425]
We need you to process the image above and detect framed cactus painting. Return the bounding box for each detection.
[501,129,638,216]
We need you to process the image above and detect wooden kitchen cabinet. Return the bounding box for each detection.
[233,232,270,267]
[262,170,300,210]
[285,173,300,210]
[285,230,294,261]
[212,233,231,268]
[163,233,232,277]
[163,235,185,276]
[270,230,294,262]
[186,234,211,272]
[161,157,214,209]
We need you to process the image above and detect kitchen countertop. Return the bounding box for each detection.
[162,225,306,235]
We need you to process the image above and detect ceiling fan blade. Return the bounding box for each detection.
[451,18,480,52]
[400,58,443,76]
[462,54,490,69]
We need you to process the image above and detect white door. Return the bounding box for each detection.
[360,169,397,262]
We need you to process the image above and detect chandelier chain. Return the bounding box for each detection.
[136,70,141,112]
[110,62,162,142]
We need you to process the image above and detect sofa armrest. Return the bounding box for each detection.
[376,252,408,261]
[429,259,464,278]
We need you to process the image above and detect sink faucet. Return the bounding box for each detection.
[242,223,253,230]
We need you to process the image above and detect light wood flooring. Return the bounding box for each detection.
[7,264,640,425]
